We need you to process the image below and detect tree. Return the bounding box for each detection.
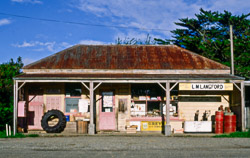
[155,9,250,79]
[0,57,23,130]
[116,34,156,45]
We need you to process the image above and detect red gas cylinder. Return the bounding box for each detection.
[224,115,236,133]
[215,111,224,134]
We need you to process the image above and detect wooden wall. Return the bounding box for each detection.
[178,95,229,121]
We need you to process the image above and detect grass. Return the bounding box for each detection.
[214,130,250,138]
[0,131,39,138]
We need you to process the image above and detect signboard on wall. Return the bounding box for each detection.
[179,83,233,91]
[102,92,113,107]
[141,121,166,131]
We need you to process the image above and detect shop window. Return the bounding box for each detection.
[65,83,82,113]
[65,98,79,112]
[131,84,164,117]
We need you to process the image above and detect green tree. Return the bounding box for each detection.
[0,57,23,130]
[155,9,250,79]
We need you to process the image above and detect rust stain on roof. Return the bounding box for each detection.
[23,45,229,70]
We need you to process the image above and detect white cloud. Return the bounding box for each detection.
[73,0,249,39]
[79,40,107,45]
[73,0,202,37]
[0,19,11,26]
[11,0,43,4]
[205,0,250,15]
[12,41,72,52]
[13,41,35,47]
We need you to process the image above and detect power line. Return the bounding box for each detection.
[0,12,172,32]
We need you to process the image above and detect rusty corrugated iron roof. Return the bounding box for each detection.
[15,73,242,80]
[23,45,229,70]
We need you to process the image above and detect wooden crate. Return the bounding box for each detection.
[77,121,88,134]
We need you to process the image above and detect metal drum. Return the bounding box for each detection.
[215,111,224,134]
[224,115,236,133]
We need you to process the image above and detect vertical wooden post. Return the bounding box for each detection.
[13,80,16,136]
[165,82,171,136]
[241,81,246,131]
[90,81,94,125]
[88,81,95,135]
[15,81,18,135]
[166,82,170,125]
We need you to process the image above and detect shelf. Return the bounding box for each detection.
[133,100,163,102]
[133,100,178,102]
[129,116,183,121]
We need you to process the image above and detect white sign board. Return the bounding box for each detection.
[192,83,225,90]
[184,121,212,132]
[78,99,89,113]
[103,92,113,107]
[179,83,233,91]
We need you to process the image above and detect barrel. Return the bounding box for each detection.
[215,111,224,134]
[224,115,236,133]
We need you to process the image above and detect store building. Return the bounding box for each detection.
[13,45,246,135]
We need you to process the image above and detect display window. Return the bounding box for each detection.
[131,84,164,117]
[65,83,82,113]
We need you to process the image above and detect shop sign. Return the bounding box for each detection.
[141,121,165,131]
[179,83,233,91]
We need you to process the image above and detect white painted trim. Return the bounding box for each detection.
[81,82,90,91]
[157,82,166,91]
[94,82,102,91]
[14,79,243,83]
[233,82,241,91]
[170,82,179,91]
[18,82,26,90]
[23,69,230,75]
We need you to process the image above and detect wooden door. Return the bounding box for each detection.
[99,91,116,130]
[27,95,44,130]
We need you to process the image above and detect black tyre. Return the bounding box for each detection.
[41,109,66,133]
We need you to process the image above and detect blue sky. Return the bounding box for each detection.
[0,0,249,65]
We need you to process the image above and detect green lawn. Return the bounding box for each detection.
[0,131,39,138]
[214,131,250,138]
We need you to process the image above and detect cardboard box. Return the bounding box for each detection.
[126,127,137,134]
